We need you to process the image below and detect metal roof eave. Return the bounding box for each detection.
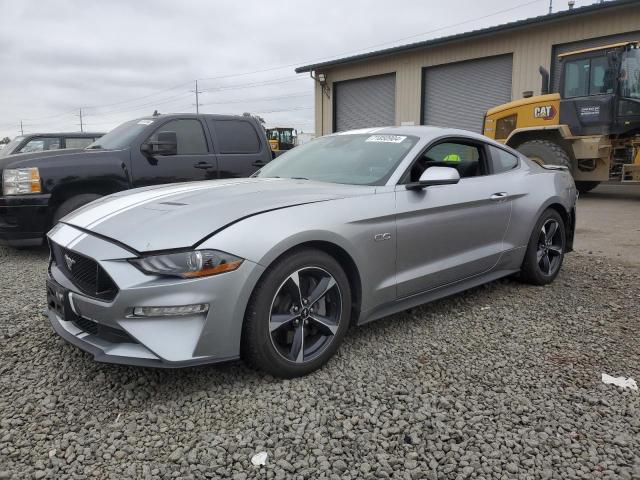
[295,0,639,74]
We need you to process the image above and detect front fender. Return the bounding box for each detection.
[200,193,398,316]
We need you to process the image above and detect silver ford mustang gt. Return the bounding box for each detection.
[46,126,576,377]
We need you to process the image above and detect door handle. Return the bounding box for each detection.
[252,160,267,167]
[490,192,508,201]
[194,162,214,169]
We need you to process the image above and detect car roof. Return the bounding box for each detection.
[334,125,491,143]
[21,132,104,137]
[145,113,260,121]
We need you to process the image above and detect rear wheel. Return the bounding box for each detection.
[575,181,600,194]
[242,248,351,378]
[520,208,566,285]
[517,140,571,170]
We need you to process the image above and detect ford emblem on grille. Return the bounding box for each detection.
[64,253,76,271]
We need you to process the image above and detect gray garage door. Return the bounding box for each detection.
[422,54,513,133]
[334,74,395,132]
[551,31,640,93]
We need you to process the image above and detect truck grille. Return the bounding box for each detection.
[50,242,119,301]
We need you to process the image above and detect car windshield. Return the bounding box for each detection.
[620,48,640,99]
[0,136,25,157]
[86,118,153,150]
[256,133,418,185]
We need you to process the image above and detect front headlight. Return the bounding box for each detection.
[130,249,244,278]
[2,167,42,195]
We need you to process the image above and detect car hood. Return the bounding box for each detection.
[0,147,121,170]
[61,178,375,253]
[0,148,85,169]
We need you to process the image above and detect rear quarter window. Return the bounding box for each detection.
[489,145,519,173]
[213,120,261,154]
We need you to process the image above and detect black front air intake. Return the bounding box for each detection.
[50,242,119,301]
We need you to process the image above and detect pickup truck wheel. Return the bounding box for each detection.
[517,140,571,170]
[53,194,102,224]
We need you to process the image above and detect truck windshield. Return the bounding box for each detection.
[620,48,640,99]
[86,119,153,150]
[256,133,418,186]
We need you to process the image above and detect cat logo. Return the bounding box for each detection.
[533,105,557,120]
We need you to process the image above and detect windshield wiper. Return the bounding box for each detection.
[291,176,309,180]
[86,145,103,150]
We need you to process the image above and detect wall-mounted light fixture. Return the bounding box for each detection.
[311,71,331,99]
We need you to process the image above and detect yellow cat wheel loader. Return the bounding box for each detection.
[267,127,297,157]
[484,41,640,193]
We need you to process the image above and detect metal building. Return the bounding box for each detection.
[295,0,640,136]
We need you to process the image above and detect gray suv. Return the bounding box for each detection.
[0,132,104,157]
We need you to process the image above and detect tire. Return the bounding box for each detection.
[53,194,102,224]
[520,208,566,285]
[517,140,571,170]
[242,248,352,378]
[575,181,600,194]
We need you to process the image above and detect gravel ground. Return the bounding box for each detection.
[1,246,639,480]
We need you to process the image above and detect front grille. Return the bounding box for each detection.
[50,242,119,301]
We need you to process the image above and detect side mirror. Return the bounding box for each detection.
[141,131,178,156]
[406,166,460,191]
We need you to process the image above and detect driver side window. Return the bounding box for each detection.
[408,141,484,182]
[147,119,208,155]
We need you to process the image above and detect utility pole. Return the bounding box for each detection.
[192,80,203,114]
[78,108,84,132]
[548,0,552,14]
[19,120,24,135]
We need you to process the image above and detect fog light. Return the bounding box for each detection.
[132,304,209,317]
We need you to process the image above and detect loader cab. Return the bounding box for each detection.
[267,127,297,156]
[558,41,640,136]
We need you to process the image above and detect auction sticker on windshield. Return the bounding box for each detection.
[365,135,407,143]
[137,120,154,125]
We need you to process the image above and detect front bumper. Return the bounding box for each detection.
[46,223,265,367]
[0,194,52,247]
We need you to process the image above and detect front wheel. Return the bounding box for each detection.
[53,194,102,224]
[242,248,351,378]
[520,208,566,285]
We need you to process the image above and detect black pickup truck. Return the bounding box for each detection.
[0,113,273,247]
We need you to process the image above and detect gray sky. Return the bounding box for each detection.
[0,0,599,139]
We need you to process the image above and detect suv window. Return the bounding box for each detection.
[65,137,96,149]
[148,119,208,155]
[214,120,260,154]
[488,145,518,173]
[408,141,485,182]
[563,55,614,97]
[18,136,61,154]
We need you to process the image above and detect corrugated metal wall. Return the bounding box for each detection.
[334,74,396,132]
[550,30,640,92]
[422,54,513,132]
[313,3,640,135]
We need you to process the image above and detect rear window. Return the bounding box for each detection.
[213,120,261,154]
[65,137,95,149]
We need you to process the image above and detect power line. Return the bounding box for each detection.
[2,0,545,130]
[199,92,311,107]
[197,0,545,81]
[199,76,308,93]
